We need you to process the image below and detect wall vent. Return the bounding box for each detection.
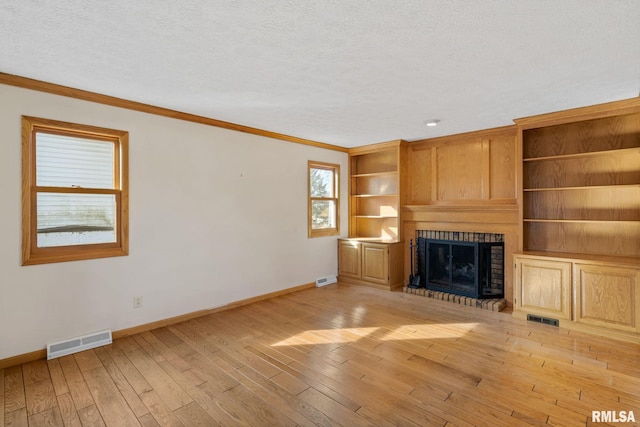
[527,314,559,327]
[315,275,337,287]
[47,329,112,360]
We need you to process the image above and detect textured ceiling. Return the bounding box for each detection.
[1,1,639,148]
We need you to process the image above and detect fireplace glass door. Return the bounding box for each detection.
[417,236,504,299]
[427,241,476,296]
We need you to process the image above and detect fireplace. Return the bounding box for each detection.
[415,232,504,299]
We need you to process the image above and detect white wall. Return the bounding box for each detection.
[0,84,348,360]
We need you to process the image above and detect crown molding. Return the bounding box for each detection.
[0,72,348,153]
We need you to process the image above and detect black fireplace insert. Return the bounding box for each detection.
[417,238,504,299]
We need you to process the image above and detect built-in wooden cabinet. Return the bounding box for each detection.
[337,239,404,290]
[339,140,407,289]
[514,98,640,341]
[349,140,407,240]
[514,253,640,340]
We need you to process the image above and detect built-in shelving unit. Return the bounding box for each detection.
[513,98,640,341]
[338,140,407,290]
[348,140,407,240]
[520,109,640,257]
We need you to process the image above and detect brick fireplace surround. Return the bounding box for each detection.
[404,230,507,312]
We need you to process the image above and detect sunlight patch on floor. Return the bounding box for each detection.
[379,323,478,340]
[272,327,379,346]
[271,322,477,346]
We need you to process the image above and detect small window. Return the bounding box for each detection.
[22,116,129,265]
[308,161,339,238]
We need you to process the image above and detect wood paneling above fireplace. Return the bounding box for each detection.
[407,125,517,205]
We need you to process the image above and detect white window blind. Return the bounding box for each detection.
[35,132,117,247]
[36,133,114,188]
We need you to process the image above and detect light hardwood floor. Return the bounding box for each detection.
[2,283,640,426]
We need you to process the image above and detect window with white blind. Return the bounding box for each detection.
[22,116,129,265]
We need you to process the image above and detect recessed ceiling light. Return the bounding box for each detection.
[425,119,440,127]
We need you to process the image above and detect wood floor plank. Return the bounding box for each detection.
[172,401,217,427]
[268,370,309,396]
[187,382,253,426]
[115,339,192,411]
[47,359,70,396]
[298,387,374,427]
[223,383,297,427]
[136,413,160,427]
[24,378,56,416]
[21,360,50,386]
[244,346,362,413]
[99,345,153,396]
[58,355,95,410]
[56,392,82,427]
[77,405,106,427]
[474,377,578,425]
[168,322,223,364]
[131,335,166,364]
[444,391,524,426]
[150,328,184,349]
[93,347,149,418]
[182,383,249,426]
[73,350,103,373]
[138,390,183,427]
[181,351,238,393]
[157,360,205,392]
[3,368,25,414]
[28,406,64,427]
[355,406,420,427]
[187,316,283,377]
[136,332,186,368]
[4,409,27,427]
[82,366,141,426]
[232,364,329,427]
[216,358,315,427]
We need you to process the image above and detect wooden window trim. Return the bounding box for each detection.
[21,116,129,265]
[308,161,340,238]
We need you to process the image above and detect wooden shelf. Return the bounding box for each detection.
[352,193,398,198]
[351,171,397,178]
[523,218,638,224]
[354,215,398,219]
[516,250,640,266]
[524,184,640,192]
[523,147,640,162]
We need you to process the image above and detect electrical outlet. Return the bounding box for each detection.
[133,296,143,308]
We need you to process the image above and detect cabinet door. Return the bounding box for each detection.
[575,264,640,333]
[338,240,361,279]
[515,257,572,320]
[361,243,389,285]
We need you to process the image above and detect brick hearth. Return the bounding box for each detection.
[403,286,507,312]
